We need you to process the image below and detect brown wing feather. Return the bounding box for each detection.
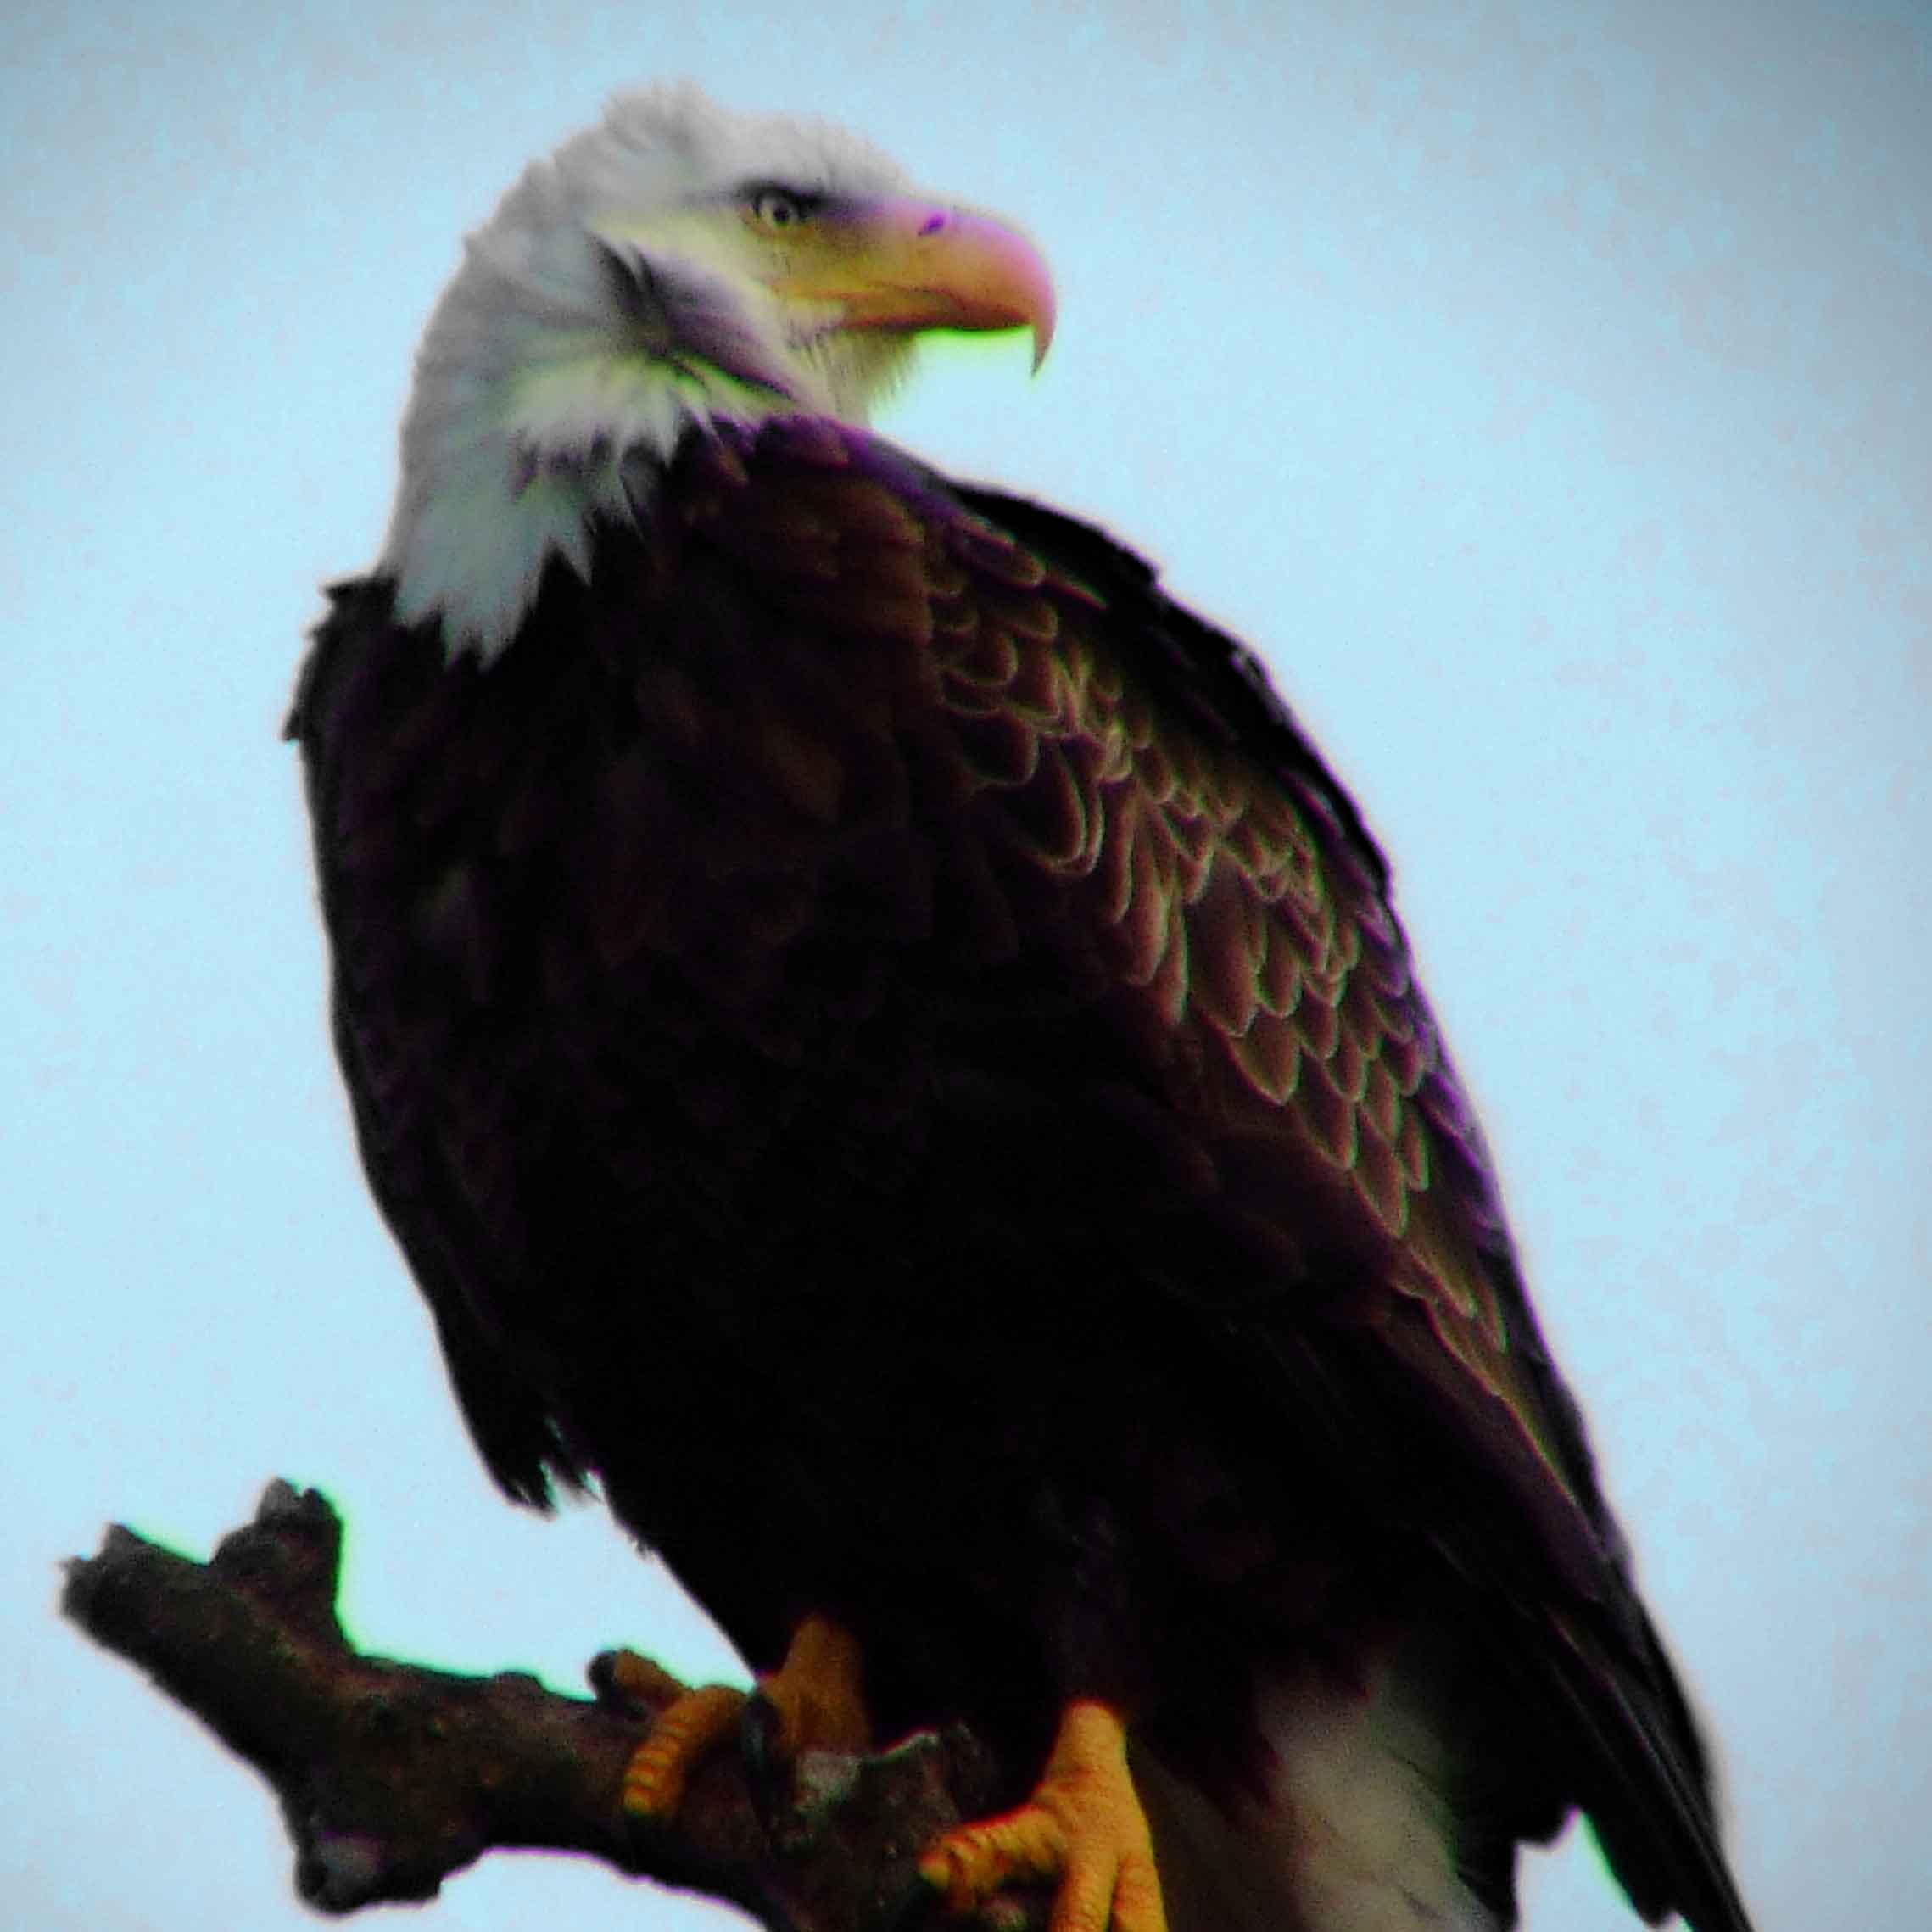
[913,463,1745,1932]
[904,475,1607,1580]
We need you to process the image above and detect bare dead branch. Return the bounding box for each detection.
[62,1480,1028,1931]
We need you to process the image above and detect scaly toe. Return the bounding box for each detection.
[921,1802,1066,1910]
[919,1701,1167,1932]
[621,1683,749,1820]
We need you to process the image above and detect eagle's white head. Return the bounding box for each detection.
[381,85,1053,658]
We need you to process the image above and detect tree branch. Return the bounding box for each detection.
[63,1481,1027,1930]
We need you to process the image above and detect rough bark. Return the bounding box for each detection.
[62,1480,1031,1931]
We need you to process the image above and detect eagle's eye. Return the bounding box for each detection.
[750,187,809,232]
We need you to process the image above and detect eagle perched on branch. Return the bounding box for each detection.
[288,86,1754,1932]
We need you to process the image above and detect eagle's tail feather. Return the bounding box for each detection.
[1136,1660,1499,1932]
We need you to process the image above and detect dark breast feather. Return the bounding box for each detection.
[289,415,1741,1931]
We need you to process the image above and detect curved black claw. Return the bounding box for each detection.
[739,1685,798,1831]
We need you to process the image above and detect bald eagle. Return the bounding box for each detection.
[288,87,1754,1932]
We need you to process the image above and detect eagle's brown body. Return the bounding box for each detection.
[292,416,1749,1930]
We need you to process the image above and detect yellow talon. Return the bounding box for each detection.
[752,1612,872,1760]
[614,1614,872,1822]
[600,1647,691,1713]
[623,1682,747,1818]
[921,1700,1168,1932]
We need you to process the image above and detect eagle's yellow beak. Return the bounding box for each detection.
[769,196,1055,371]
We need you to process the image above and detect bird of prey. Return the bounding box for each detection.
[288,84,1754,1932]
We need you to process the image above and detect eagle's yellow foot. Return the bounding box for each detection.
[617,1666,747,1819]
[921,1700,1168,1932]
[746,1611,873,1762]
[612,1614,872,1822]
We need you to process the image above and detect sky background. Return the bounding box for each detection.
[5,3,1927,1929]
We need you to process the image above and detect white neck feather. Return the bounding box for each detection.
[377,87,910,661]
[379,199,800,659]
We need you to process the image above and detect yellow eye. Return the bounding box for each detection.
[751,188,807,232]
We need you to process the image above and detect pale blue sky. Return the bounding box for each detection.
[5,4,1926,1929]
